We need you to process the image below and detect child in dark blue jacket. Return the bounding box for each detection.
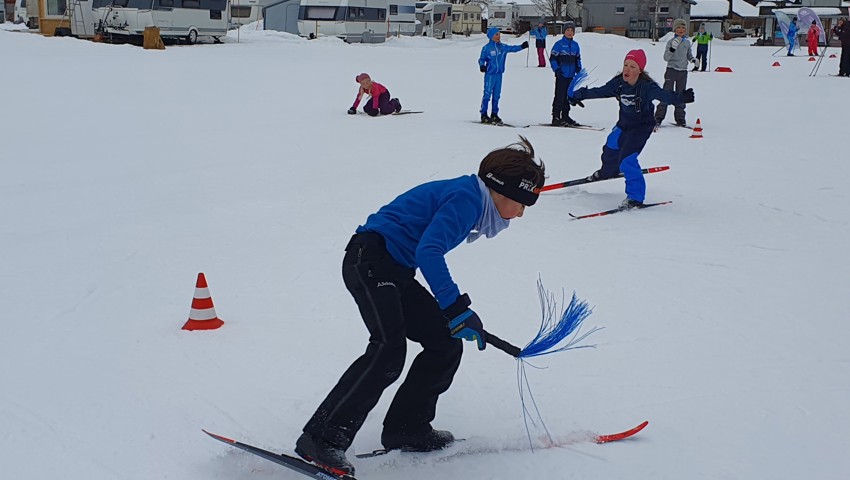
[549,21,581,126]
[571,49,694,208]
[478,27,529,124]
[296,137,546,476]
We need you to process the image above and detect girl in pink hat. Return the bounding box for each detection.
[569,49,695,208]
[348,73,402,116]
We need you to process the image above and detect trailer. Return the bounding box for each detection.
[92,0,229,43]
[297,0,388,43]
[451,2,480,35]
[387,0,415,36]
[416,1,450,38]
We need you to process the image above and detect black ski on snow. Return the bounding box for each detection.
[541,165,669,192]
[203,430,357,480]
[534,123,605,131]
[392,110,424,115]
[668,122,694,129]
[470,120,530,128]
[569,201,672,220]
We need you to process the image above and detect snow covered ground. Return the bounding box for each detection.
[1,25,848,480]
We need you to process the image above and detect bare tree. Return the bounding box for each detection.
[531,0,564,21]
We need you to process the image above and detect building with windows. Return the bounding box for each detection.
[581,0,695,38]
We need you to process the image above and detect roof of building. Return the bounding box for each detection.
[732,0,759,17]
[692,0,730,18]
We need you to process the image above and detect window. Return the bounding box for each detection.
[300,6,336,20]
[231,5,250,17]
[46,0,66,15]
[183,0,199,8]
[493,11,505,18]
[463,13,468,20]
[157,0,174,7]
[615,6,625,14]
[649,6,670,14]
[389,4,397,15]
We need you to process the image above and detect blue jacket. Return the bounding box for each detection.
[573,76,684,128]
[530,27,547,40]
[479,28,525,75]
[357,175,484,309]
[550,37,582,78]
[787,21,798,41]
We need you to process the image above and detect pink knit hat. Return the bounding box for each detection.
[624,49,647,71]
[355,73,371,83]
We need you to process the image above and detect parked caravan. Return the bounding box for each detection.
[92,0,229,43]
[451,2,479,35]
[387,0,415,37]
[298,0,388,43]
[262,0,299,33]
[16,0,38,28]
[417,1,450,38]
[230,0,277,28]
[486,2,516,34]
[68,0,98,38]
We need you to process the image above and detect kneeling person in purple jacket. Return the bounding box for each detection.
[296,136,546,476]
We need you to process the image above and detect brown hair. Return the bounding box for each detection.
[478,136,546,191]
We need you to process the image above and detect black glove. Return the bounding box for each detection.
[521,41,529,49]
[443,294,486,351]
[480,64,487,73]
[681,88,695,104]
[347,107,356,115]
[569,98,585,108]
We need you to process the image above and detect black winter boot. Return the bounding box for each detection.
[295,433,355,475]
[481,113,491,123]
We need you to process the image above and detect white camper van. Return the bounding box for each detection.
[387,0,415,37]
[15,0,39,28]
[451,2,479,35]
[417,1,450,38]
[486,2,516,34]
[93,0,229,43]
[298,0,388,43]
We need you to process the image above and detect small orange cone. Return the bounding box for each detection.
[714,66,733,73]
[829,54,837,58]
[689,118,704,139]
[772,61,781,67]
[182,273,224,331]
[808,56,816,62]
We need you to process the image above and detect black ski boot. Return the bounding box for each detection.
[295,433,355,476]
[490,114,503,124]
[381,428,455,452]
[620,198,644,209]
[481,113,491,123]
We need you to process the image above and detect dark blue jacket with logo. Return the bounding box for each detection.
[550,37,582,78]
[573,76,684,128]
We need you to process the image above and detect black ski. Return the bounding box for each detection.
[355,439,466,459]
[541,165,669,192]
[569,201,672,220]
[535,123,605,131]
[470,121,530,128]
[667,122,693,130]
[203,430,357,480]
[392,110,424,115]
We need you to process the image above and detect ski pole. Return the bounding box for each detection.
[526,29,531,67]
[482,329,522,357]
[708,39,712,71]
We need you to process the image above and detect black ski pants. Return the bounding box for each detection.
[654,67,688,124]
[303,231,463,450]
[551,75,573,120]
[840,46,850,76]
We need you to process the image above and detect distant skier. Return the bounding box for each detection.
[692,23,713,72]
[347,73,402,116]
[530,21,548,67]
[834,18,850,76]
[807,20,820,56]
[787,18,799,56]
[295,136,546,476]
[569,49,694,209]
[654,18,697,127]
[478,27,529,124]
[549,20,582,126]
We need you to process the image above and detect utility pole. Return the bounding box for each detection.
[653,0,659,41]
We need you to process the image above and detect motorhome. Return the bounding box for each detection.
[229,0,277,28]
[416,1,450,38]
[486,2,516,34]
[298,0,388,43]
[92,0,229,43]
[387,0,415,37]
[450,2,479,35]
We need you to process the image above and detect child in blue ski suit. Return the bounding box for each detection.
[295,136,546,476]
[787,19,799,56]
[530,21,548,67]
[549,21,582,126]
[478,27,528,124]
[570,49,695,208]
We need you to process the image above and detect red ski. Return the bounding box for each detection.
[595,420,649,444]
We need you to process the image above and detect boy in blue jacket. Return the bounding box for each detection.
[478,27,529,124]
[549,21,582,126]
[571,49,694,208]
[296,137,546,476]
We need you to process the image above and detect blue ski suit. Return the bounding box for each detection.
[573,76,685,202]
[787,20,798,55]
[478,27,526,116]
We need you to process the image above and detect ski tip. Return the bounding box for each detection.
[595,420,649,444]
[202,429,236,444]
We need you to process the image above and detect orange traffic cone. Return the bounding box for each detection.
[182,273,224,331]
[829,54,837,58]
[772,61,781,67]
[808,56,816,62]
[689,118,704,139]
